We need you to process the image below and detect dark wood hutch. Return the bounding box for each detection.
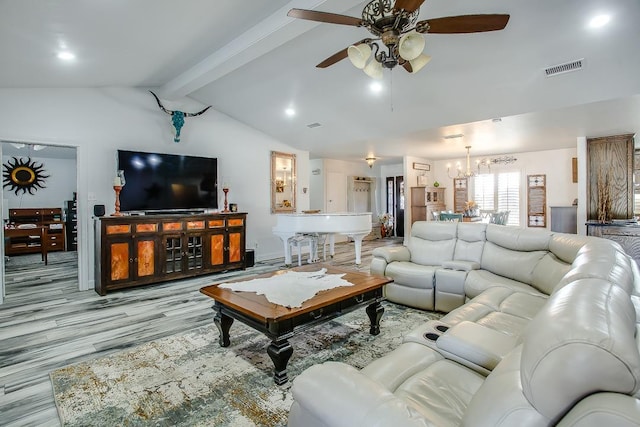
[95,212,247,295]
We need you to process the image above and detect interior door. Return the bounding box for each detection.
[326,172,346,213]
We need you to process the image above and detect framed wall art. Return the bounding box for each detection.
[527,174,546,227]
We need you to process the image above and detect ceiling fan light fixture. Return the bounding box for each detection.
[363,59,384,79]
[398,30,425,61]
[347,44,372,69]
[409,53,431,73]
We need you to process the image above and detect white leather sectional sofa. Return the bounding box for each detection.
[287,222,640,426]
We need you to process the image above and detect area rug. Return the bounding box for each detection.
[50,302,441,427]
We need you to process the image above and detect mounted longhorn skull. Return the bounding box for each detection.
[150,91,211,143]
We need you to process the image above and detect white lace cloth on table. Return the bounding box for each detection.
[218,268,352,308]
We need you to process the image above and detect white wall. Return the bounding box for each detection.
[430,147,578,229]
[2,153,76,210]
[309,159,324,211]
[0,87,310,292]
[320,158,378,212]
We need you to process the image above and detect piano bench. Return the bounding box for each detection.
[289,234,317,266]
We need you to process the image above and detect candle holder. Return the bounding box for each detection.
[112,185,123,216]
[222,187,230,213]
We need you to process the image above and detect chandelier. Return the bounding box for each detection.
[447,146,518,179]
[448,146,477,179]
[346,0,431,79]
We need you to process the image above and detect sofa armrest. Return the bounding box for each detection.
[289,361,435,427]
[436,321,518,372]
[372,246,411,263]
[442,260,480,271]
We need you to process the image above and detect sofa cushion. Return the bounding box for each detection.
[475,312,530,338]
[442,287,547,337]
[454,223,487,263]
[531,253,572,295]
[408,222,457,266]
[521,279,640,424]
[465,269,541,298]
[395,359,485,427]
[481,241,547,286]
[549,233,594,264]
[362,342,444,392]
[486,224,551,251]
[462,346,548,427]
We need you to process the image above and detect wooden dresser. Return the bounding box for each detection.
[95,213,247,295]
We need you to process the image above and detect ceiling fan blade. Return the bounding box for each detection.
[393,0,426,13]
[417,14,510,34]
[316,39,371,68]
[402,62,413,73]
[288,8,363,26]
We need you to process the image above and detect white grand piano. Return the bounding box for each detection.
[273,212,372,265]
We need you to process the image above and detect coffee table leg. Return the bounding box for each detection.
[366,301,384,336]
[267,339,293,385]
[214,311,234,347]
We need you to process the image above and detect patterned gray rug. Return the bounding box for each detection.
[50,302,441,426]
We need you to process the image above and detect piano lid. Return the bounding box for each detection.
[273,212,372,234]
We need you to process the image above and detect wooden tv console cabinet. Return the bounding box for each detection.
[95,213,247,295]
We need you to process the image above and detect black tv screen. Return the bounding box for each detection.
[117,150,218,212]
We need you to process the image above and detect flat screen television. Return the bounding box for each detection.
[117,150,218,213]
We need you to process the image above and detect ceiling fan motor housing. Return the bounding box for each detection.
[362,0,419,36]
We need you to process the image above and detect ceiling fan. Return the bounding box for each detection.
[288,0,509,78]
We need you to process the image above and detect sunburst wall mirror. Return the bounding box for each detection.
[2,157,50,195]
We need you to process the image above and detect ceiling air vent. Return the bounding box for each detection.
[307,122,322,129]
[545,59,584,77]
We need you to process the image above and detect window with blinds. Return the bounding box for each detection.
[473,172,520,226]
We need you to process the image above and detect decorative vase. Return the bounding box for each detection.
[380,224,386,238]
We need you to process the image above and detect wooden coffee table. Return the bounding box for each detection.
[200,264,392,385]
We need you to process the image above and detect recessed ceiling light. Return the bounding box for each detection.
[589,14,610,28]
[285,108,296,117]
[57,51,76,61]
[369,82,383,93]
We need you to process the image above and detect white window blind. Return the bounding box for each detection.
[473,171,520,226]
[497,172,520,226]
[474,174,495,210]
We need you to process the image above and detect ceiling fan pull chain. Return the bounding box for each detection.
[389,70,394,112]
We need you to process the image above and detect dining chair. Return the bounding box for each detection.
[440,212,463,222]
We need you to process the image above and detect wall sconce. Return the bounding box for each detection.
[365,157,377,168]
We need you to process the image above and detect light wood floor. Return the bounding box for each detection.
[0,238,402,427]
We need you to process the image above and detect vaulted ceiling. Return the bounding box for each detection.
[2,0,639,163]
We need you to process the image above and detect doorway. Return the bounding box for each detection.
[386,176,404,237]
[1,142,78,303]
